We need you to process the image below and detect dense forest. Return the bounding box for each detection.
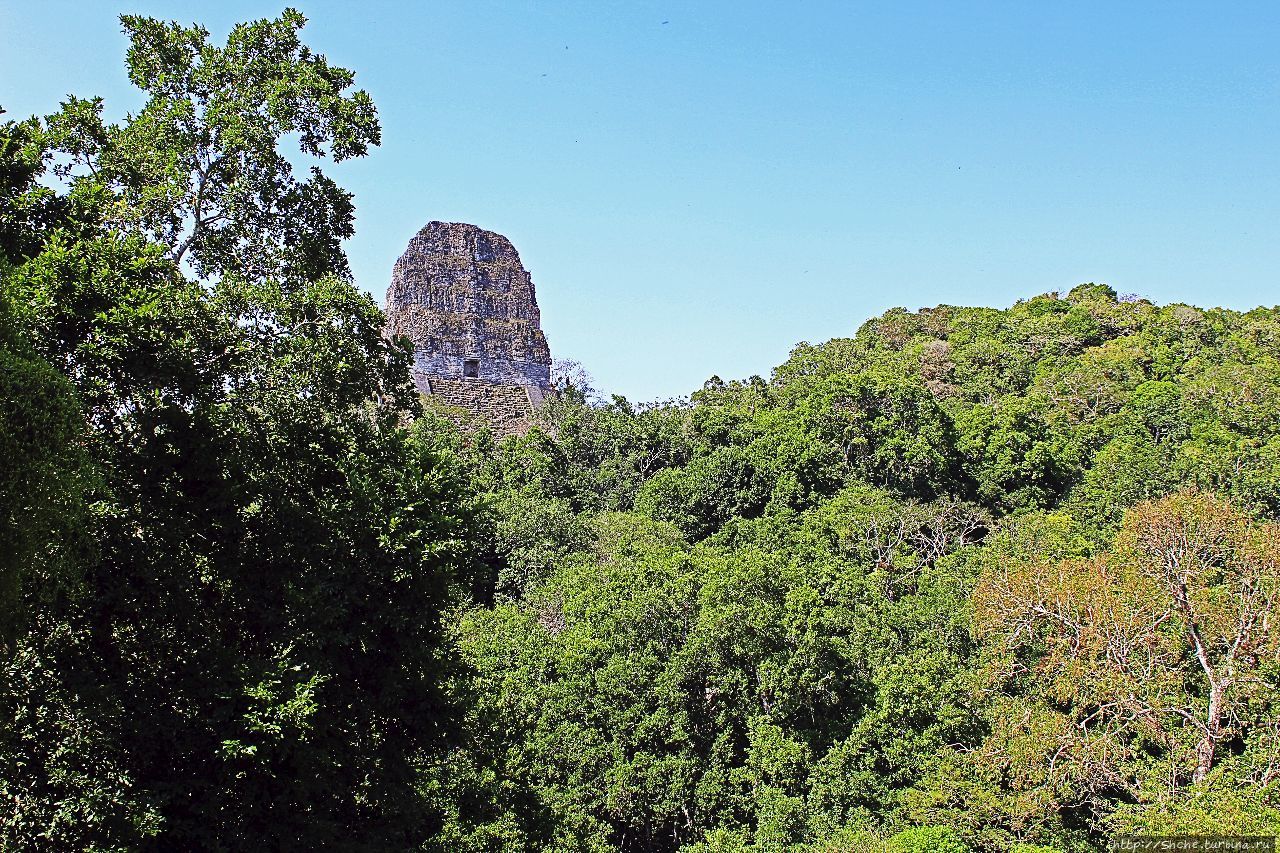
[2,11,1278,852]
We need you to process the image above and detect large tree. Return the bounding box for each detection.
[0,11,472,850]
[973,492,1280,814]
[45,8,378,285]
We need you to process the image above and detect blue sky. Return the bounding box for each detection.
[3,2,1279,401]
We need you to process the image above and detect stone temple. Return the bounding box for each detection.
[385,221,553,433]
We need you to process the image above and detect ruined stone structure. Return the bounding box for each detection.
[385,221,553,433]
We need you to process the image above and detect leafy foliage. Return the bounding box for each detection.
[435,284,1280,851]
[0,11,470,850]
[5,11,1280,853]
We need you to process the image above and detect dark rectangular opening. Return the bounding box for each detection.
[463,358,480,379]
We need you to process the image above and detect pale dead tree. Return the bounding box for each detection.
[909,496,990,566]
[973,490,1280,796]
[1125,494,1280,782]
[836,491,989,600]
[550,358,598,401]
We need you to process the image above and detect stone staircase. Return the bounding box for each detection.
[424,377,538,436]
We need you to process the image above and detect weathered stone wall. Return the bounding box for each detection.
[404,354,550,393]
[411,343,551,386]
[386,221,554,431]
[423,377,539,436]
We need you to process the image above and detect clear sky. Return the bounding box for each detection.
[3,2,1279,401]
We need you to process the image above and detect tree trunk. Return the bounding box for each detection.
[1192,683,1224,783]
